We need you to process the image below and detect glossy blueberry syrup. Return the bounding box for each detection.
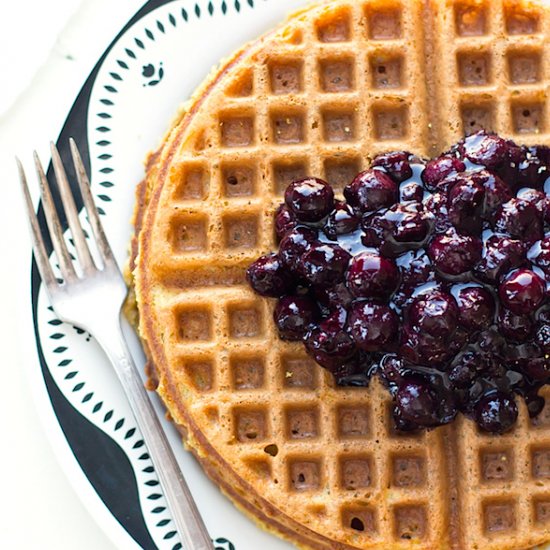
[246,131,550,434]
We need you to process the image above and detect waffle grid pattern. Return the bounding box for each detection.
[149,1,448,545]
[136,0,550,547]
[435,0,550,148]
[456,387,550,547]
[162,0,431,275]
[432,1,550,546]
[159,283,447,545]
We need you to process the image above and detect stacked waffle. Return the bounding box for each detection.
[130,0,550,548]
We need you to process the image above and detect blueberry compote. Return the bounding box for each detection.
[246,131,550,434]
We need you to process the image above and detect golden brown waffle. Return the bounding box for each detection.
[430,0,550,152]
[131,0,550,548]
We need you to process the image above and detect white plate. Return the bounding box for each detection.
[24,1,307,548]
[25,2,550,549]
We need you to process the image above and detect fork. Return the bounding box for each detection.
[18,140,214,550]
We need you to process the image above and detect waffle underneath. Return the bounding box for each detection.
[131,0,550,548]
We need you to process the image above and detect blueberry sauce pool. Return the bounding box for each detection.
[246,131,550,434]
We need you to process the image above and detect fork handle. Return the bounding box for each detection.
[94,318,214,550]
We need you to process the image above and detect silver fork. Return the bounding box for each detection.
[18,139,214,550]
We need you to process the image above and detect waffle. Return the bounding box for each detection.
[130,0,550,548]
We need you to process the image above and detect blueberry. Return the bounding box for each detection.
[517,188,546,215]
[423,192,452,233]
[459,131,508,170]
[345,252,399,299]
[475,391,518,434]
[359,212,385,248]
[279,226,318,273]
[475,235,526,283]
[409,290,459,338]
[442,170,511,223]
[333,356,372,387]
[378,355,405,386]
[530,236,550,276]
[468,356,498,383]
[399,249,435,287]
[344,169,398,213]
[448,352,478,389]
[315,282,354,312]
[304,315,356,370]
[499,269,545,315]
[246,253,293,297]
[284,177,334,222]
[497,141,524,188]
[326,304,349,330]
[274,205,297,240]
[536,322,550,353]
[517,145,550,188]
[449,325,470,355]
[393,415,422,432]
[399,325,453,365]
[520,356,550,381]
[385,201,431,243]
[394,377,439,427]
[273,296,317,340]
[324,200,359,238]
[400,181,424,202]
[301,243,351,287]
[329,359,360,382]
[447,176,485,235]
[392,289,413,310]
[478,170,512,221]
[428,229,482,276]
[371,150,413,183]
[477,329,507,358]
[497,308,534,342]
[455,286,495,331]
[348,301,399,351]
[494,198,543,244]
[361,202,430,253]
[422,156,466,191]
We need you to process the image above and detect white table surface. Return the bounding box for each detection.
[0,1,146,548]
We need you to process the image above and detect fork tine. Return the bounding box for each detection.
[33,151,76,281]
[16,157,58,288]
[50,142,95,273]
[69,138,116,267]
